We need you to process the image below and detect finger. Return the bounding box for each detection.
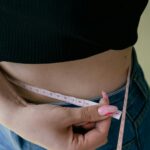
[68,91,117,124]
[99,90,109,105]
[67,104,117,124]
[82,122,95,130]
[80,91,109,130]
[72,122,96,135]
[75,91,109,129]
[82,117,111,149]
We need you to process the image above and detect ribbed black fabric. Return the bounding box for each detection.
[0,0,148,63]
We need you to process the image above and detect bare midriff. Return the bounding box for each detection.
[0,47,132,104]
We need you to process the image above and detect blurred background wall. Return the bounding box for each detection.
[135,1,150,85]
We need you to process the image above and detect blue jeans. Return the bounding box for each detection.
[0,48,150,150]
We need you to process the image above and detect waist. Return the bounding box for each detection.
[0,47,132,104]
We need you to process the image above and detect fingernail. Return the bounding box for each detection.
[104,112,116,116]
[102,90,108,100]
[98,105,118,116]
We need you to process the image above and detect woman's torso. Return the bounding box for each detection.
[0,47,132,104]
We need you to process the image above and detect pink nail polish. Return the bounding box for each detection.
[98,105,118,116]
[104,112,115,116]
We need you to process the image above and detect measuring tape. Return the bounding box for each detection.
[6,66,131,150]
[116,66,131,150]
[6,75,122,120]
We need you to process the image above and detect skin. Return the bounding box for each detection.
[0,70,112,150]
[0,46,132,149]
[0,47,132,103]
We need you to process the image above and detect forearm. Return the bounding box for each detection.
[0,69,27,125]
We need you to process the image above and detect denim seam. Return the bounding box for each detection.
[120,88,150,150]
[135,98,149,127]
[133,60,150,99]
[134,123,142,150]
[126,112,142,150]
[119,112,140,150]
[122,138,136,150]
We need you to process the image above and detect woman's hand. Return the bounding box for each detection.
[8,92,117,150]
[0,68,117,150]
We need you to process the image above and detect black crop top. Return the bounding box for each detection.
[0,0,148,63]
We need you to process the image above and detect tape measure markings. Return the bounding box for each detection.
[6,76,121,120]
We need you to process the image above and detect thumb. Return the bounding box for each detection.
[74,91,110,127]
[68,91,117,124]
